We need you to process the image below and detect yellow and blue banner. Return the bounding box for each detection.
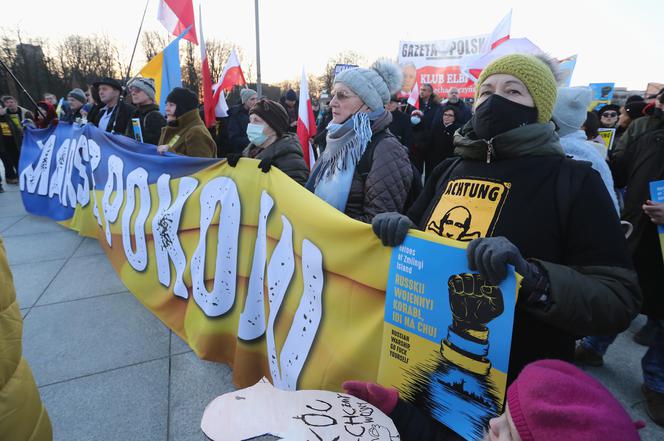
[18,122,392,391]
[18,122,519,434]
[139,27,191,112]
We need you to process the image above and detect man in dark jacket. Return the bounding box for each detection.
[227,88,257,153]
[386,95,412,149]
[0,96,32,185]
[441,87,472,125]
[125,78,166,145]
[410,83,441,172]
[59,88,86,123]
[602,89,664,426]
[279,89,299,133]
[89,77,135,135]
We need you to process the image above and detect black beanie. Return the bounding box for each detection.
[166,87,199,117]
[250,99,290,137]
[625,100,648,120]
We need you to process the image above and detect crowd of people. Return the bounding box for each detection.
[2,52,664,440]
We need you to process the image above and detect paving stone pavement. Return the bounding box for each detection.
[3,180,662,440]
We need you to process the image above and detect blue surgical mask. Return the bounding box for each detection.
[247,123,267,145]
[411,116,421,125]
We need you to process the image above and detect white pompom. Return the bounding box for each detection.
[371,59,403,95]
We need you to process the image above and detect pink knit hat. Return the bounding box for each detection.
[507,360,643,441]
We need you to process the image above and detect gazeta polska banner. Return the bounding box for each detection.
[18,122,393,390]
[397,12,512,99]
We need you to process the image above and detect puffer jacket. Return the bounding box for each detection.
[158,109,216,158]
[242,133,310,186]
[0,238,53,440]
[344,111,413,223]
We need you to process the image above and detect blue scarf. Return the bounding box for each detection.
[306,110,382,212]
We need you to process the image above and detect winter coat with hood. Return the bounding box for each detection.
[158,109,216,158]
[125,103,167,145]
[407,121,641,378]
[610,114,664,319]
[344,110,413,223]
[227,104,251,153]
[242,133,310,186]
[559,130,619,213]
[0,238,53,440]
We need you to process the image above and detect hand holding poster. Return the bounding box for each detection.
[377,233,517,441]
[648,180,664,264]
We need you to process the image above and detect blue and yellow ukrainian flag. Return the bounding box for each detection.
[139,26,191,112]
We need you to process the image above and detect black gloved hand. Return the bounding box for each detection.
[372,212,415,247]
[466,237,544,289]
[226,153,241,167]
[258,157,273,173]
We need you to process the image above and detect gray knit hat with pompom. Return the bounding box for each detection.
[334,59,403,111]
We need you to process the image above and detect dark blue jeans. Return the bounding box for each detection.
[643,320,664,393]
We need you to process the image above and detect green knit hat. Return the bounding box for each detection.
[475,54,558,123]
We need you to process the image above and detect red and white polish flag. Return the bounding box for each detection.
[198,5,215,127]
[407,82,420,110]
[296,67,317,169]
[157,0,198,45]
[211,48,246,118]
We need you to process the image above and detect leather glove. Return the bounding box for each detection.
[225,153,241,167]
[341,380,399,416]
[466,237,547,294]
[372,212,415,247]
[258,157,273,173]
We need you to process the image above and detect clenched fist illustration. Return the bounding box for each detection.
[448,273,504,335]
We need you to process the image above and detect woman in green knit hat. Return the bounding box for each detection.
[346,53,641,439]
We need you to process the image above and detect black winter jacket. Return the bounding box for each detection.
[388,109,413,149]
[125,104,167,145]
[227,104,250,153]
[610,115,664,318]
[90,101,135,135]
[243,133,309,186]
[393,122,641,439]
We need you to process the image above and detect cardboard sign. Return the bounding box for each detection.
[598,128,616,151]
[201,378,400,441]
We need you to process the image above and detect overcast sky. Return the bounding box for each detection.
[3,0,663,89]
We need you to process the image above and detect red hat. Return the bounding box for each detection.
[507,360,642,441]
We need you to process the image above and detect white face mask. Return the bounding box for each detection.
[246,123,268,145]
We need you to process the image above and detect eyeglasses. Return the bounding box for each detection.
[602,112,618,118]
[331,91,358,101]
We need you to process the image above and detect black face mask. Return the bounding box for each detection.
[471,94,538,140]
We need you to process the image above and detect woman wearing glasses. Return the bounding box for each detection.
[306,60,413,223]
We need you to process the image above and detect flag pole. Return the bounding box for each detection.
[254,0,262,97]
[0,58,46,119]
[110,0,150,134]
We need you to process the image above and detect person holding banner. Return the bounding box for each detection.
[60,88,86,123]
[89,77,135,134]
[125,77,166,145]
[306,59,414,223]
[156,87,216,158]
[227,98,309,186]
[372,53,640,383]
